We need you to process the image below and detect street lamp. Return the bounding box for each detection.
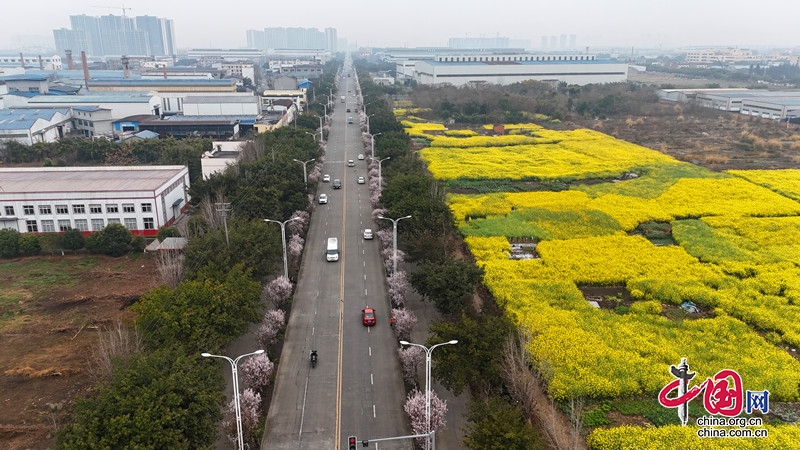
[377,214,411,275]
[399,340,458,450]
[201,349,265,450]
[370,132,382,157]
[264,217,301,279]
[303,131,317,144]
[292,158,315,184]
[370,156,390,188]
[366,114,375,134]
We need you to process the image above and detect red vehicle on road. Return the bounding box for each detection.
[362,307,376,326]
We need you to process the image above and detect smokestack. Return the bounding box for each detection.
[19,52,25,69]
[38,55,44,70]
[121,55,130,79]
[65,50,74,70]
[81,51,90,91]
[163,64,167,79]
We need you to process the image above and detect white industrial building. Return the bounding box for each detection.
[414,54,628,86]
[19,93,162,119]
[0,108,72,144]
[0,165,190,236]
[182,95,260,116]
[740,98,800,120]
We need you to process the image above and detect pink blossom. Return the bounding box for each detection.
[398,345,423,385]
[222,388,261,448]
[257,309,286,348]
[387,270,408,307]
[404,388,447,448]
[242,353,275,392]
[261,276,294,309]
[391,308,417,341]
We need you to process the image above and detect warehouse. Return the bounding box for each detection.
[0,165,189,236]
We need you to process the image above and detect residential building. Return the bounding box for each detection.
[0,165,190,236]
[684,48,763,64]
[247,27,336,51]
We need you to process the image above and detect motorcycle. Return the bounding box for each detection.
[310,350,318,368]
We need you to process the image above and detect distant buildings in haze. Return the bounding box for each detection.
[246,27,338,52]
[53,14,176,58]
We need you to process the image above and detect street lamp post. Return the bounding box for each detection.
[201,350,265,450]
[304,131,317,144]
[399,340,458,450]
[264,217,301,279]
[377,214,411,275]
[370,132,382,157]
[366,114,375,134]
[292,158,315,184]
[370,156,390,188]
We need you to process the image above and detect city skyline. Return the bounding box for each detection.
[1,0,798,53]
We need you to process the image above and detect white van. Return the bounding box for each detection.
[326,237,339,262]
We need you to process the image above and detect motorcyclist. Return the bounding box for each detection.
[310,350,318,367]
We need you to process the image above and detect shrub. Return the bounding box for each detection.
[60,228,85,252]
[19,233,41,255]
[0,228,21,257]
[93,223,132,257]
[156,226,181,242]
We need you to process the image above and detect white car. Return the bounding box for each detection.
[357,154,365,160]
[318,194,328,204]
[357,176,365,184]
[347,159,355,167]
[363,229,373,239]
[322,174,331,182]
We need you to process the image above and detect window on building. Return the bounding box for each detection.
[23,205,34,215]
[90,204,102,214]
[26,220,38,232]
[39,205,51,214]
[73,204,85,214]
[58,220,71,231]
[74,219,89,231]
[5,206,14,215]
[106,204,119,213]
[122,204,135,213]
[56,204,68,214]
[107,218,120,224]
[91,219,104,231]
[143,217,155,230]
[124,218,137,229]
[41,220,55,232]
[141,203,153,213]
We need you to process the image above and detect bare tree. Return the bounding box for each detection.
[88,321,143,380]
[501,329,586,450]
[156,250,185,288]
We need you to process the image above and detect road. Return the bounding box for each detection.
[263,62,411,450]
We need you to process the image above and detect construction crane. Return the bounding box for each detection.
[92,5,132,16]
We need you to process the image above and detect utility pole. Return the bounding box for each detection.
[215,202,231,245]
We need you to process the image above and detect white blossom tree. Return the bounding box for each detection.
[257,309,286,348]
[287,210,310,235]
[398,345,423,385]
[387,271,409,307]
[391,308,417,341]
[222,388,261,449]
[404,388,447,448]
[261,276,293,309]
[287,234,305,269]
[242,352,275,393]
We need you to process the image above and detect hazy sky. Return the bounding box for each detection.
[2,0,798,52]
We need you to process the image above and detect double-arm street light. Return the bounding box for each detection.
[201,349,265,450]
[264,217,301,279]
[370,156,390,188]
[303,131,317,143]
[370,132,382,157]
[292,158,315,184]
[399,340,458,450]
[377,214,411,275]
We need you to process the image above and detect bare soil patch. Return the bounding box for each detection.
[0,254,161,450]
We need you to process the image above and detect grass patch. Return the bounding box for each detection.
[0,257,98,299]
[612,398,706,426]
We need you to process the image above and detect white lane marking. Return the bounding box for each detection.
[363,261,366,267]
[369,347,372,356]
[373,405,376,418]
[299,377,309,438]
[312,327,315,336]
[365,288,368,295]
[371,373,374,385]
[364,274,367,280]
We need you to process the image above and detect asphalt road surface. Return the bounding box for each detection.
[263,62,412,450]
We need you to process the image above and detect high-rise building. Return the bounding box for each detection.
[541,36,548,49]
[559,34,567,50]
[248,27,333,51]
[53,14,176,57]
[550,35,558,49]
[325,28,337,52]
[569,34,577,50]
